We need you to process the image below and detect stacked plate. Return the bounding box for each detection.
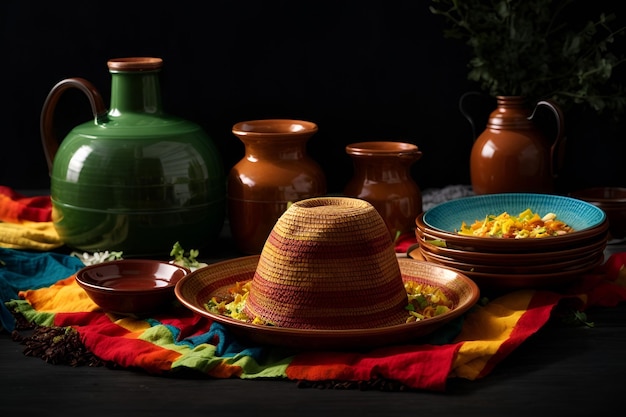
[411,193,610,291]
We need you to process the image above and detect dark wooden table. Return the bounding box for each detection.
[2,298,625,416]
[2,224,625,416]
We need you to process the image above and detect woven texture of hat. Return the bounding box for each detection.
[244,197,409,330]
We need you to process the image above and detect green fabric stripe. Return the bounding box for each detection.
[5,299,55,327]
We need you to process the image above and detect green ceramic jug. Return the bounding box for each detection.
[40,57,226,256]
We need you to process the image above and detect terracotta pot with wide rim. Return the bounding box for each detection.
[344,141,423,241]
[228,119,327,255]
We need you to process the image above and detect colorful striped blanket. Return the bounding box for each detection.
[0,186,62,251]
[2,187,626,391]
[4,248,626,392]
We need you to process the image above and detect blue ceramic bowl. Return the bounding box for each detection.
[424,193,605,232]
[417,193,608,252]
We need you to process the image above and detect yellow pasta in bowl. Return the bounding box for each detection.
[458,208,574,239]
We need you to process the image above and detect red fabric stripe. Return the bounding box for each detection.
[287,343,462,392]
[0,186,52,222]
[394,232,417,253]
[569,252,626,308]
[54,312,180,373]
[157,311,213,339]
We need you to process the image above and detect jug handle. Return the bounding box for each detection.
[529,100,567,180]
[40,77,108,173]
[458,91,496,141]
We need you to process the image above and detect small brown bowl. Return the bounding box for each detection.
[75,260,190,316]
[570,187,626,241]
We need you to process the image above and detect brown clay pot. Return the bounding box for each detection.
[228,119,327,254]
[467,96,565,195]
[344,141,423,241]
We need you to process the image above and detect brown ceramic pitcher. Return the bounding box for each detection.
[461,94,566,195]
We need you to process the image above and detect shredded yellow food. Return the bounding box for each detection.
[457,208,573,239]
[205,280,454,325]
[205,281,266,325]
[403,281,453,322]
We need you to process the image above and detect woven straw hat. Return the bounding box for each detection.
[243,197,409,330]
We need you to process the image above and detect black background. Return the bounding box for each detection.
[1,0,624,194]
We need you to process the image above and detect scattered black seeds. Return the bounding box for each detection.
[296,378,412,392]
[13,324,109,367]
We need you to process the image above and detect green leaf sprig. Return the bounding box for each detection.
[429,0,626,116]
[170,241,201,269]
[561,309,595,327]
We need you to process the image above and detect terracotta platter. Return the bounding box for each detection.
[175,256,479,351]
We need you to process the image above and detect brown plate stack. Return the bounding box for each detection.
[411,193,610,291]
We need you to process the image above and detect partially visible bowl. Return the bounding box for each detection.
[75,259,190,316]
[570,187,626,241]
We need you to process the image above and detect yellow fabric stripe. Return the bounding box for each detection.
[451,290,534,379]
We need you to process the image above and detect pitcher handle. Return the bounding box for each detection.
[458,91,496,141]
[529,99,566,180]
[40,77,108,173]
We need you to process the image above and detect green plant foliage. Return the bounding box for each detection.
[430,0,626,115]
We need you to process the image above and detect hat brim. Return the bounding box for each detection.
[174,256,480,351]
